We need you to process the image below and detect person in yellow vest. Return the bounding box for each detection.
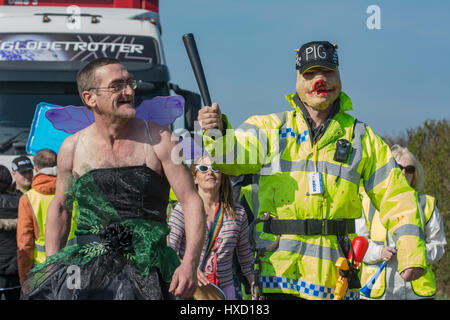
[16,149,77,284]
[357,144,446,299]
[198,41,428,300]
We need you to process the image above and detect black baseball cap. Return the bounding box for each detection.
[11,156,34,173]
[295,41,339,74]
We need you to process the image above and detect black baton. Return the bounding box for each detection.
[182,33,212,107]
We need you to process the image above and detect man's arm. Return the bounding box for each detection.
[198,103,271,176]
[45,134,77,257]
[150,122,205,298]
[16,195,36,284]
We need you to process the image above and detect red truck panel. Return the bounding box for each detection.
[0,0,158,12]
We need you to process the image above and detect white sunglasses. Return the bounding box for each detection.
[195,165,220,173]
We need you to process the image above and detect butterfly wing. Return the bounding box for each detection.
[135,95,184,125]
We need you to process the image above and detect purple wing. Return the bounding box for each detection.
[45,95,185,134]
[45,106,95,134]
[135,95,184,125]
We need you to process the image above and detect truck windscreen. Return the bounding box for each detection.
[0,82,81,153]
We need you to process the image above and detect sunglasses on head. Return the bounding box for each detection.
[398,164,415,174]
[195,165,220,173]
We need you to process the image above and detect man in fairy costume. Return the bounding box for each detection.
[22,58,205,300]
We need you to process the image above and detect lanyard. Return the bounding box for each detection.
[308,141,324,195]
[313,141,319,172]
[200,203,223,271]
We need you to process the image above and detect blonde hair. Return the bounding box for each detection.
[190,157,236,220]
[391,144,425,192]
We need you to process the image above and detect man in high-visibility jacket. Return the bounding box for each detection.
[16,149,77,284]
[198,41,428,300]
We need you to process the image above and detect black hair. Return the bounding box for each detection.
[0,165,13,192]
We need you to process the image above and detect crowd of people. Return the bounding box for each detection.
[0,40,446,300]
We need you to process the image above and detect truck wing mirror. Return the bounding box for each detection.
[135,80,156,92]
[170,83,201,133]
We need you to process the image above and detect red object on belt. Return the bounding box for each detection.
[348,236,369,264]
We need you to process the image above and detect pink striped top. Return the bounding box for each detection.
[168,203,254,289]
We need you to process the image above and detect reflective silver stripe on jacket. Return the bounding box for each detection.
[260,159,361,185]
[392,224,425,243]
[251,174,261,217]
[259,120,366,186]
[368,203,377,225]
[418,193,428,227]
[34,243,45,252]
[363,157,398,192]
[256,236,341,262]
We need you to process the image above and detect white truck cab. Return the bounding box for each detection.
[0,1,200,170]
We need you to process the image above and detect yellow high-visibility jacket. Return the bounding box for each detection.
[203,92,428,300]
[26,189,77,265]
[359,192,444,299]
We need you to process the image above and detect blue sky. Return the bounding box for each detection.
[160,0,450,137]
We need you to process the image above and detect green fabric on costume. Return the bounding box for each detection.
[30,171,180,283]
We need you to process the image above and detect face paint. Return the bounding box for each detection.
[296,68,342,110]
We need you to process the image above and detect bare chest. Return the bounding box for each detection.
[72,134,160,177]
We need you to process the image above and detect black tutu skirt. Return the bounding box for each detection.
[21,167,180,300]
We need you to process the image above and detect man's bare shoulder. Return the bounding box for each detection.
[60,123,97,152]
[57,129,85,172]
[59,130,82,155]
